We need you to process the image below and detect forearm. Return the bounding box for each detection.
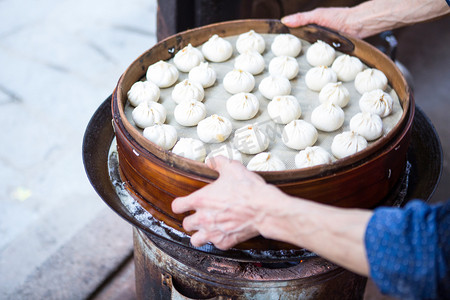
[256,195,373,276]
[282,0,450,38]
[348,0,450,38]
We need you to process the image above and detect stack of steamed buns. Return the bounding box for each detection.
[127,31,394,172]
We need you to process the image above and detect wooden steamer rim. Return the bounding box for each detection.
[112,19,413,184]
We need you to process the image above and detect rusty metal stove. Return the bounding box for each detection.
[134,229,366,299]
[83,97,441,299]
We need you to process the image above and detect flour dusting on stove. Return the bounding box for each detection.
[108,138,188,239]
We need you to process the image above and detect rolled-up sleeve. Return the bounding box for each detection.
[365,200,450,299]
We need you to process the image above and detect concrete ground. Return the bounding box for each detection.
[0,0,448,299]
[0,0,156,298]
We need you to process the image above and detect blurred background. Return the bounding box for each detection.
[0,0,448,299]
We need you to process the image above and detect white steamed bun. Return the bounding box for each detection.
[354,68,388,94]
[282,120,318,150]
[319,82,350,108]
[202,34,233,62]
[331,54,364,82]
[247,152,286,171]
[174,99,207,126]
[306,40,335,67]
[331,131,368,159]
[188,62,217,88]
[172,138,206,162]
[268,56,299,80]
[311,102,345,132]
[146,60,179,88]
[173,43,204,72]
[233,124,269,154]
[350,112,383,141]
[143,123,177,150]
[127,81,160,107]
[234,50,265,75]
[236,30,265,54]
[359,89,393,117]
[197,114,233,143]
[171,79,204,104]
[271,34,302,57]
[226,92,259,121]
[305,66,337,92]
[258,75,291,99]
[132,101,167,129]
[205,144,243,163]
[295,146,333,168]
[267,95,302,124]
[223,69,255,94]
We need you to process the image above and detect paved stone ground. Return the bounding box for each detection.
[0,0,448,298]
[0,0,155,298]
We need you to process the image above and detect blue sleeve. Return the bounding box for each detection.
[365,200,450,300]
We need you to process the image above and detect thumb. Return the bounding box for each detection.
[205,155,235,173]
[281,12,313,28]
[206,155,266,183]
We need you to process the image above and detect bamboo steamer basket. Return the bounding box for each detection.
[111,20,414,249]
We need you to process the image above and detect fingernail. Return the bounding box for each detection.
[281,15,293,24]
[171,198,179,209]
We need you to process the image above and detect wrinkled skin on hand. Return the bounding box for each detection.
[171,156,288,250]
[281,7,362,37]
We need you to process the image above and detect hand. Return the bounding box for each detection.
[281,7,363,37]
[171,156,289,250]
[171,156,372,275]
[281,0,450,39]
